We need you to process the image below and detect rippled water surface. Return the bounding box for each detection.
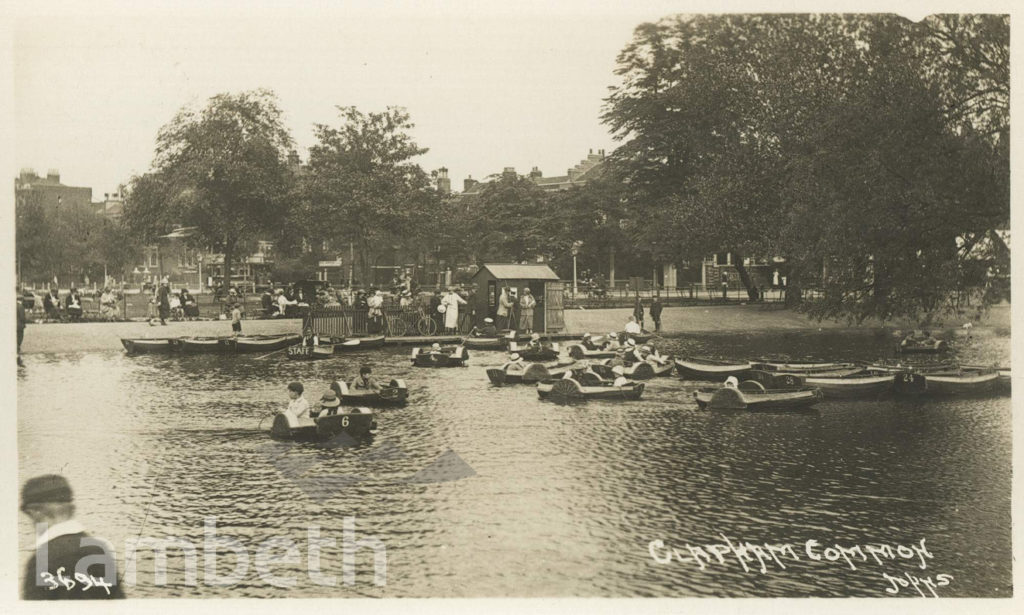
[17,330,1012,597]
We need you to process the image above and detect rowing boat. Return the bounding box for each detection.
[674,357,752,381]
[899,337,948,354]
[332,379,409,406]
[234,334,302,353]
[694,382,823,411]
[803,371,894,399]
[566,344,618,360]
[178,336,236,353]
[892,369,1000,396]
[537,377,644,402]
[411,345,469,367]
[121,337,179,354]
[335,335,386,351]
[269,408,377,441]
[462,335,511,350]
[751,360,860,374]
[508,342,560,362]
[594,360,656,380]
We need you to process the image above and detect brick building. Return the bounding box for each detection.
[15,168,92,213]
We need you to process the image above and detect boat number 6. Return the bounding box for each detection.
[341,416,350,427]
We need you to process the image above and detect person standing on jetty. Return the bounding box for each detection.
[633,296,645,330]
[442,287,467,334]
[154,279,170,325]
[497,287,513,331]
[650,296,663,332]
[20,475,125,600]
[17,290,26,367]
[519,288,536,335]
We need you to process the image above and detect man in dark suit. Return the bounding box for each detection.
[21,475,125,600]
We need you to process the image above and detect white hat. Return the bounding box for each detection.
[626,339,637,346]
[510,352,521,361]
[612,366,624,376]
[484,317,493,323]
[725,376,739,388]
[582,333,591,338]
[608,332,618,338]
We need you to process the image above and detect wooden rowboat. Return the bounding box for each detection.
[594,360,656,380]
[286,343,335,360]
[121,338,179,354]
[411,346,469,367]
[751,360,860,374]
[674,357,752,381]
[893,369,1000,396]
[269,408,377,441]
[694,382,823,411]
[234,334,302,353]
[335,335,386,351]
[537,377,644,402]
[178,336,236,353]
[508,342,560,362]
[804,371,894,399]
[332,379,408,406]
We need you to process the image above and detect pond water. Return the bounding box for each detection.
[17,330,1011,598]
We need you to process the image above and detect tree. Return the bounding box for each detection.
[122,89,296,289]
[602,14,1009,321]
[462,172,553,264]
[301,106,437,285]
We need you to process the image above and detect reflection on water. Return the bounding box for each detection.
[17,331,1011,597]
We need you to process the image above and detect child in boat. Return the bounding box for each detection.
[285,382,312,422]
[351,365,381,391]
[470,317,498,337]
[724,376,739,389]
[603,332,621,351]
[314,389,341,417]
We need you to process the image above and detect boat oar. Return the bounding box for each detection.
[255,346,292,361]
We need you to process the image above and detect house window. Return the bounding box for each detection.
[714,252,732,266]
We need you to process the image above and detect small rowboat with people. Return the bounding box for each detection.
[508,341,560,362]
[898,334,948,354]
[178,336,236,353]
[411,345,469,367]
[286,343,335,360]
[486,358,576,385]
[234,334,302,353]
[121,337,180,354]
[674,357,753,381]
[270,408,377,441]
[331,379,409,407]
[594,360,656,380]
[537,377,645,402]
[335,335,386,352]
[566,333,618,360]
[694,379,823,411]
[892,368,1001,396]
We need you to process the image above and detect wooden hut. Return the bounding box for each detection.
[470,264,565,333]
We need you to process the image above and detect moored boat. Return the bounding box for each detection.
[804,371,894,399]
[335,335,386,351]
[462,335,511,351]
[893,369,1000,396]
[286,343,335,360]
[751,360,860,374]
[332,379,408,406]
[178,336,236,353]
[121,337,179,354]
[694,381,823,411]
[269,408,377,441]
[537,377,644,402]
[411,345,469,367]
[234,334,302,353]
[674,357,752,381]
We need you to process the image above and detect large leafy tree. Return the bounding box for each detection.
[122,89,296,287]
[301,106,437,284]
[602,13,1009,322]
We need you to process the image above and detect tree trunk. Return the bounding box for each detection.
[731,252,760,301]
[223,238,234,293]
[785,264,803,308]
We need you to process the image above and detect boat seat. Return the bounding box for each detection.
[738,380,766,393]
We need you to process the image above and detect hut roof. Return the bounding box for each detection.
[473,264,560,281]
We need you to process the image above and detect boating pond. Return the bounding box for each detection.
[17,329,1011,598]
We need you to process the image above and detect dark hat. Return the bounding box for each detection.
[21,474,73,507]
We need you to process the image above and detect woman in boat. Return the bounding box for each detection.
[724,376,739,389]
[285,382,311,421]
[504,352,526,375]
[519,288,536,335]
[624,315,642,335]
[612,366,628,387]
[623,339,644,364]
[351,366,381,392]
[603,332,621,350]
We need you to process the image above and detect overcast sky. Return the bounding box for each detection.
[9,0,980,196]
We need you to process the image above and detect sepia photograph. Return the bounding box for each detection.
[4,0,1017,610]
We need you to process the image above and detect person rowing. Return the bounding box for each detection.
[641,344,669,365]
[504,352,526,374]
[611,365,629,387]
[312,389,341,418]
[351,365,381,391]
[469,317,498,337]
[623,339,644,364]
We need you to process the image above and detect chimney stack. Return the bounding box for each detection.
[436,167,451,195]
[46,169,60,183]
[463,176,478,192]
[529,166,542,179]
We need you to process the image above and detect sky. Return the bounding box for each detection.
[7,0,998,197]
[9,1,679,196]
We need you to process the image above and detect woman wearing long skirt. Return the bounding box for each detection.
[519,288,536,335]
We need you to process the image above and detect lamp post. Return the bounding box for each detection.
[571,241,583,298]
[197,253,204,294]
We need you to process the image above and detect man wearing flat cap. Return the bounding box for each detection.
[20,474,124,599]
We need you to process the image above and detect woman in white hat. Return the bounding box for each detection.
[504,352,526,374]
[519,288,536,334]
[611,365,628,387]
